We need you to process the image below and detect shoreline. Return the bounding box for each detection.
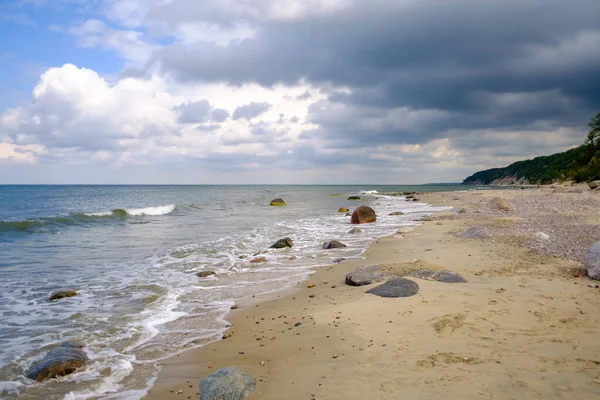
[144,189,600,400]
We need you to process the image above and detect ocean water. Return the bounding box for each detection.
[0,185,463,399]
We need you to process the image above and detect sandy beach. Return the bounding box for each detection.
[145,188,600,400]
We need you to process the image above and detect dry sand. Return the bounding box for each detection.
[144,188,600,400]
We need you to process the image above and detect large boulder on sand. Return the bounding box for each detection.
[351,206,377,224]
[322,240,347,249]
[199,366,256,400]
[27,342,88,382]
[269,198,286,206]
[346,265,393,286]
[366,278,420,298]
[270,237,293,249]
[489,197,511,211]
[584,241,600,280]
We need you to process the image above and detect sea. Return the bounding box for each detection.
[0,184,468,399]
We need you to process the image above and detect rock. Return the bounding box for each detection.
[338,207,349,213]
[196,271,216,278]
[322,240,347,249]
[456,226,490,239]
[250,257,268,263]
[48,290,77,301]
[547,207,559,213]
[458,208,467,214]
[584,241,600,280]
[366,278,419,298]
[348,227,362,234]
[532,232,550,241]
[26,342,88,382]
[351,206,377,224]
[589,181,600,190]
[489,197,511,211]
[412,198,419,202]
[269,198,286,206]
[199,367,256,400]
[346,265,393,286]
[345,213,351,216]
[405,195,415,199]
[347,196,361,200]
[388,211,404,216]
[270,237,293,249]
[430,271,468,283]
[332,258,346,263]
[396,227,414,234]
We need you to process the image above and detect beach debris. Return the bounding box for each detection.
[250,257,268,263]
[584,241,600,280]
[347,196,361,200]
[456,226,490,239]
[269,237,293,249]
[351,206,377,224]
[26,342,88,382]
[348,227,361,234]
[346,265,393,286]
[489,197,511,211]
[366,278,420,298]
[389,211,405,216]
[199,367,255,400]
[48,290,78,301]
[269,198,286,206]
[322,240,347,249]
[396,227,414,234]
[532,232,550,241]
[338,207,349,213]
[196,271,216,278]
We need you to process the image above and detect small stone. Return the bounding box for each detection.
[295,322,302,327]
[307,284,316,288]
[230,305,239,309]
[309,294,315,298]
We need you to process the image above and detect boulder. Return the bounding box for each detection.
[351,206,377,224]
[48,290,77,301]
[413,270,467,283]
[269,198,286,206]
[199,366,256,400]
[489,197,511,211]
[412,198,419,202]
[366,278,420,298]
[269,237,293,249]
[456,227,490,239]
[532,232,550,241]
[388,211,405,216]
[345,213,351,216]
[347,196,361,200]
[396,227,414,234]
[348,227,362,234]
[584,241,600,280]
[196,271,216,278]
[588,181,600,190]
[322,240,347,249]
[250,257,267,263]
[338,207,349,213]
[27,342,88,382]
[346,265,393,286]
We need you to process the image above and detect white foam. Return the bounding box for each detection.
[64,358,134,400]
[84,211,114,217]
[360,190,379,195]
[125,205,176,216]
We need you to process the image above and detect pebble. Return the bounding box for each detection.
[309,294,316,298]
[295,322,302,327]
[307,284,316,288]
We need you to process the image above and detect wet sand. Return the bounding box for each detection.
[144,189,600,400]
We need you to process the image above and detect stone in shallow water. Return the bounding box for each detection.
[366,278,419,298]
[348,227,361,234]
[48,290,77,301]
[199,366,256,400]
[27,342,88,382]
[270,237,293,248]
[322,240,347,249]
[269,198,286,206]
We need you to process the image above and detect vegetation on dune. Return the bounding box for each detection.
[463,112,600,185]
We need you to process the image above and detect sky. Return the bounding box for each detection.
[0,0,599,184]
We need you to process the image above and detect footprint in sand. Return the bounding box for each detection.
[429,313,468,336]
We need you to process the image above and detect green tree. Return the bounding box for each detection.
[586,112,600,147]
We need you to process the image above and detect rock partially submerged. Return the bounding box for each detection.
[389,211,404,216]
[199,366,256,400]
[456,226,490,239]
[347,196,361,200]
[366,278,419,298]
[338,207,349,213]
[27,342,88,382]
[348,227,361,234]
[48,290,78,301]
[346,265,393,286]
[270,237,293,249]
[269,198,286,206]
[584,241,600,280]
[322,240,347,249]
[250,257,267,263]
[196,271,216,278]
[351,206,377,224]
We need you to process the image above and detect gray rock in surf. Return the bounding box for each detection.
[322,240,347,249]
[456,226,490,239]
[584,241,600,280]
[269,237,293,249]
[366,278,419,298]
[199,366,256,400]
[26,342,88,382]
[345,265,392,286]
[348,227,361,234]
[48,290,77,301]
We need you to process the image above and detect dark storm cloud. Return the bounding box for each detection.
[232,102,271,120]
[151,0,600,152]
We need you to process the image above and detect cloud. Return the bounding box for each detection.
[232,102,271,120]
